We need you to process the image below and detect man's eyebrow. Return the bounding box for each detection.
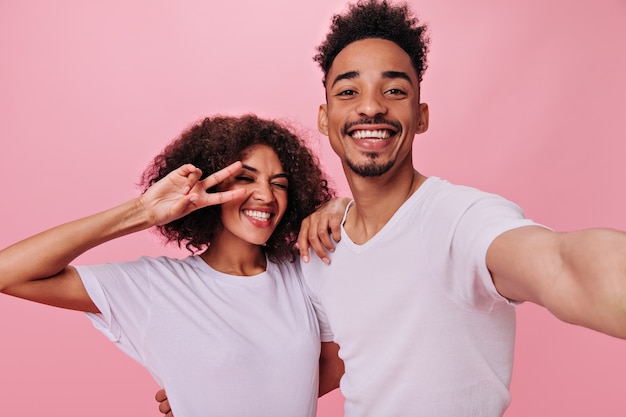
[382,71,413,84]
[331,71,359,87]
[330,70,413,87]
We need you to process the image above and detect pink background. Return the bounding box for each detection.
[1,0,625,415]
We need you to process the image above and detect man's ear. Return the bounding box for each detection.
[416,102,429,134]
[318,104,329,136]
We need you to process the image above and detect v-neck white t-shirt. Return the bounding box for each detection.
[303,177,543,417]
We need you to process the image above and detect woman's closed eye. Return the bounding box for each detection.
[271,181,289,190]
[235,175,254,183]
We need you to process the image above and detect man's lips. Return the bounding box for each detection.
[349,129,393,140]
[343,117,401,138]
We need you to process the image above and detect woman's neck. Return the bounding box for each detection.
[200,233,267,276]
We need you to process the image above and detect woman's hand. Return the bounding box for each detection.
[140,162,245,227]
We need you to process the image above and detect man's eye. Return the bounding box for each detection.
[337,89,356,96]
[386,88,407,96]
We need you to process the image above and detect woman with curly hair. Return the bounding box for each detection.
[0,114,342,417]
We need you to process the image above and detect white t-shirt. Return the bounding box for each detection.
[303,177,543,417]
[77,255,319,417]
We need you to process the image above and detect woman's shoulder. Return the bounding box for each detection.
[267,256,303,279]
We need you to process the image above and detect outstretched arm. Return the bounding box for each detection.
[0,163,244,312]
[488,226,626,339]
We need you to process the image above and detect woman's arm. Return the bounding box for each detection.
[0,163,244,312]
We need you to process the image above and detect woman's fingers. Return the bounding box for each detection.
[200,161,242,190]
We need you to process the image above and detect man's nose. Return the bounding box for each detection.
[356,90,387,117]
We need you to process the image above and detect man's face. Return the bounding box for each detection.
[318,38,428,178]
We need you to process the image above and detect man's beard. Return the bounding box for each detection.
[346,153,395,177]
[341,116,402,177]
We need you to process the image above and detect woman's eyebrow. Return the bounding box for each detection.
[241,164,287,180]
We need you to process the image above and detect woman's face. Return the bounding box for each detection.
[218,144,289,247]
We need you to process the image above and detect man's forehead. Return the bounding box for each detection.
[326,38,419,84]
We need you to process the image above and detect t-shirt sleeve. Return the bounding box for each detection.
[300,260,335,343]
[312,297,334,343]
[449,193,546,307]
[75,259,153,363]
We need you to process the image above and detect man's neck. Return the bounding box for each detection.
[344,166,427,245]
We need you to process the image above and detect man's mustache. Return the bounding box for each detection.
[343,117,402,135]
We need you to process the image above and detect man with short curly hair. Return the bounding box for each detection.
[299,0,626,416]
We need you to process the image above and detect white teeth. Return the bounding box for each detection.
[351,129,391,139]
[244,210,271,221]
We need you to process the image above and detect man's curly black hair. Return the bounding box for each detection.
[140,114,334,263]
[314,0,430,86]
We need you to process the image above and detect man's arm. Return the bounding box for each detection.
[319,341,344,397]
[298,197,352,264]
[488,226,626,338]
[153,341,345,415]
[155,389,173,417]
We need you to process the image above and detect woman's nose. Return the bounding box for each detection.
[252,182,274,202]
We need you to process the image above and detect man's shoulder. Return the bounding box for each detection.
[422,176,495,199]
[418,177,514,213]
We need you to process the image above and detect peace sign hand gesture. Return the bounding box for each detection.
[139,162,245,227]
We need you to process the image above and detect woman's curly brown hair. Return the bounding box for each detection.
[140,114,334,263]
[314,0,430,85]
